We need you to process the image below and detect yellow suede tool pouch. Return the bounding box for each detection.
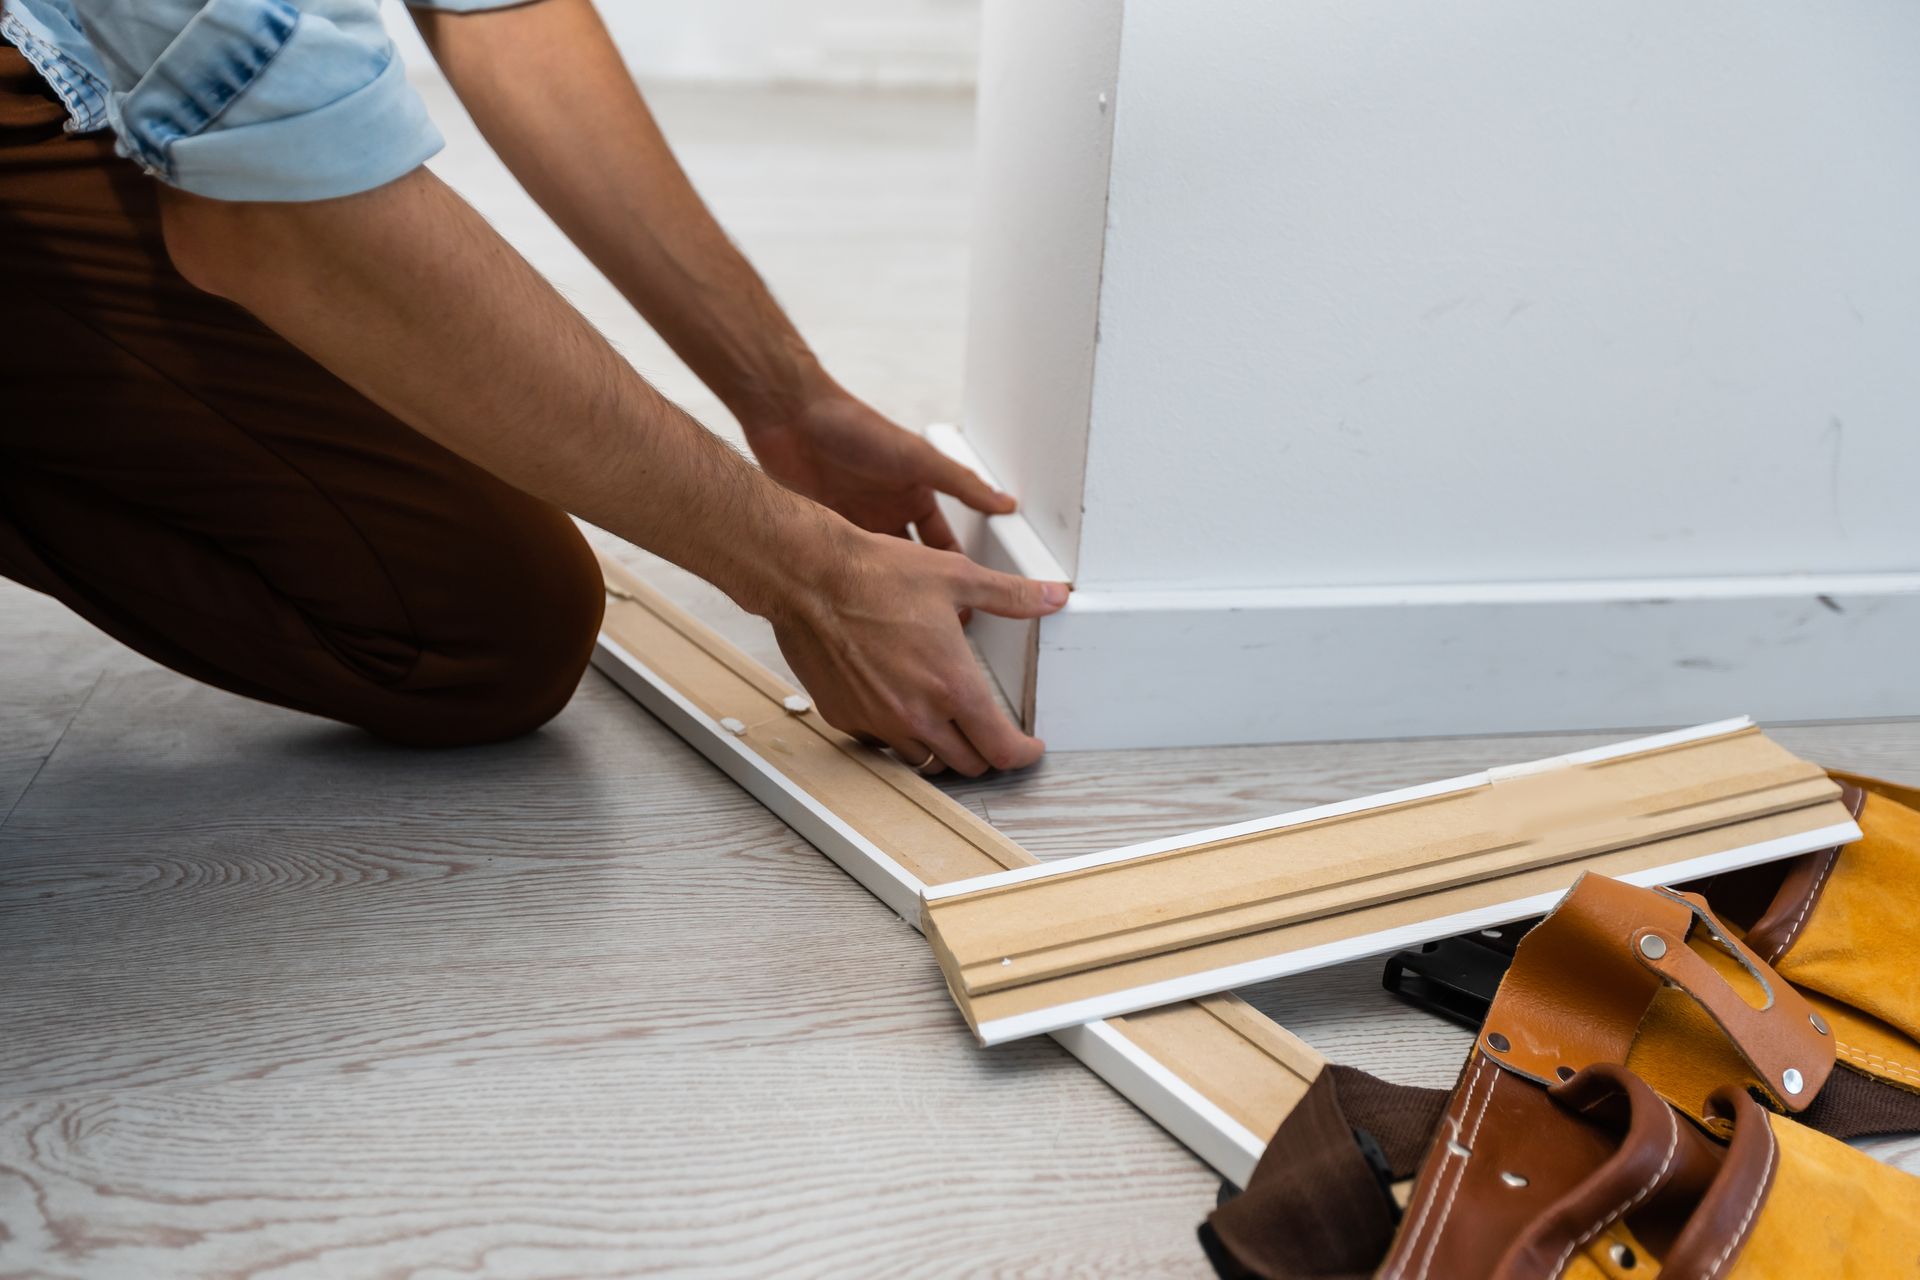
[1202,872,1920,1279]
[1696,772,1920,1130]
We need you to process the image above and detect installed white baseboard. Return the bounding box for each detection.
[928,424,1920,750]
[1036,570,1920,750]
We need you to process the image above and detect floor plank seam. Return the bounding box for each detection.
[0,665,105,839]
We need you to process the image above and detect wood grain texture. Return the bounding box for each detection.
[0,1050,1213,1280]
[0,661,1223,1278]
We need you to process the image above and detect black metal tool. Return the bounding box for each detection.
[1381,919,1539,1030]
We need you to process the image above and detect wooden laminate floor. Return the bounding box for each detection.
[6,73,1919,1280]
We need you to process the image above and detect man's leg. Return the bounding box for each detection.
[0,47,605,747]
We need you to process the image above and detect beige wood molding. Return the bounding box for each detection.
[923,725,1857,1044]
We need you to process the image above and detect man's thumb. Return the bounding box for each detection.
[960,567,1071,619]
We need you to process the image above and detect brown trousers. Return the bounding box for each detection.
[0,48,604,746]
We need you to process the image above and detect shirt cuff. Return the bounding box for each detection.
[405,0,548,11]
[157,52,443,202]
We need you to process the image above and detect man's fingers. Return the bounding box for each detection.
[926,448,1016,516]
[954,697,1045,773]
[916,504,960,553]
[917,722,991,778]
[888,738,942,776]
[955,565,1071,620]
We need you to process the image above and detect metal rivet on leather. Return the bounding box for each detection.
[1810,1012,1830,1036]
[1782,1067,1804,1095]
[1638,934,1667,960]
[1486,1031,1510,1053]
[1500,1171,1528,1188]
[1609,1241,1637,1269]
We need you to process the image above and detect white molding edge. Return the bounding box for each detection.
[926,423,1065,730]
[925,718,1754,900]
[925,423,1071,584]
[969,819,1861,1046]
[591,633,1267,1186]
[596,634,926,920]
[925,424,1920,750]
[1054,1020,1267,1185]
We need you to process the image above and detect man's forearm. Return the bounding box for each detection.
[158,167,842,618]
[413,0,830,430]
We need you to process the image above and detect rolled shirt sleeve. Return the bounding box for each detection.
[55,0,527,201]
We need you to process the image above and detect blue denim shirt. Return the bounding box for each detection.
[1,0,517,200]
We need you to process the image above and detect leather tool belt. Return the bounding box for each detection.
[1203,772,1920,1279]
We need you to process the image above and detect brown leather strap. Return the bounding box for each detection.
[1386,1062,1778,1280]
[1632,888,1834,1109]
[1380,1054,1623,1280]
[1655,1087,1779,1280]
[1743,781,1865,962]
[1491,1066,1724,1280]
[1478,874,1687,1087]
[1478,873,1834,1114]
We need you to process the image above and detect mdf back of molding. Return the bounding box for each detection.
[926,424,1920,750]
[921,722,1859,1045]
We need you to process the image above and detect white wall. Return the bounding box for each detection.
[1072,0,1920,591]
[958,0,1920,746]
[959,1,1121,576]
[384,0,979,89]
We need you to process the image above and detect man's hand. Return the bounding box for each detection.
[744,387,1014,551]
[773,529,1069,775]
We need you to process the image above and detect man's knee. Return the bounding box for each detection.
[360,517,606,748]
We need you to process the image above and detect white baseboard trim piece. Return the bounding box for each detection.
[925,423,1066,730]
[968,819,1859,1045]
[596,633,928,920]
[590,624,1283,1184]
[1052,1018,1268,1186]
